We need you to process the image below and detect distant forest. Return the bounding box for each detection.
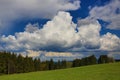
[0,51,116,75]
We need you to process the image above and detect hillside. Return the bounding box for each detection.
[0,62,120,80]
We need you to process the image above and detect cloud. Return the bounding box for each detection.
[0,35,22,51]
[0,11,78,51]
[108,52,120,59]
[44,51,84,61]
[44,52,84,61]
[25,23,39,33]
[77,19,101,50]
[18,50,84,61]
[0,11,120,56]
[89,0,120,30]
[0,0,80,18]
[26,50,41,57]
[100,32,120,51]
[0,0,80,32]
[45,52,74,57]
[0,1,120,59]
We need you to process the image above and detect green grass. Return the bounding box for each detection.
[0,62,120,80]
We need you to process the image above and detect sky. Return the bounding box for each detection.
[0,0,120,61]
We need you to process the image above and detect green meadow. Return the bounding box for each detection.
[0,62,120,80]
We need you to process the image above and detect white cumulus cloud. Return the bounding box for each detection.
[100,32,120,51]
[0,11,120,54]
[25,23,39,33]
[77,19,101,49]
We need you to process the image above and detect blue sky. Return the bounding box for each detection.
[0,0,120,61]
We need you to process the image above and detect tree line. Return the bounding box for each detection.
[0,51,115,75]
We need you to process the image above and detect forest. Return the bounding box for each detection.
[0,51,115,75]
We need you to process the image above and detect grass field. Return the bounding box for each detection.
[0,62,120,80]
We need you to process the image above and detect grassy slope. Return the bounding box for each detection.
[0,62,120,80]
